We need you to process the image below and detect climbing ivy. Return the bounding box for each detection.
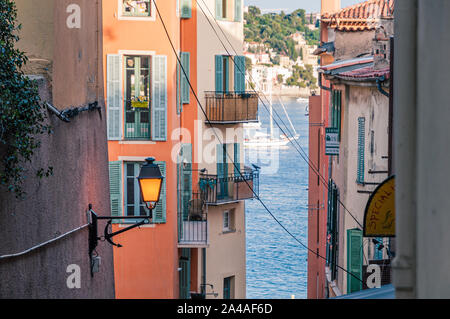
[0,0,52,198]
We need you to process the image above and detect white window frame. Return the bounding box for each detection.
[116,50,156,141]
[223,210,230,231]
[118,0,156,21]
[115,157,156,228]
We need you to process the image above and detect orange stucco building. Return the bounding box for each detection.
[103,0,255,299]
[102,0,194,298]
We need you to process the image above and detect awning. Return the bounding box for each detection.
[332,284,395,299]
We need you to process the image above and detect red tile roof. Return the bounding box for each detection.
[322,0,394,31]
[336,65,390,81]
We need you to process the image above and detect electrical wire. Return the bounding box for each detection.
[152,0,363,284]
[195,0,363,230]
[0,224,89,260]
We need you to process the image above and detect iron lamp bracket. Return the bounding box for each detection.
[88,204,151,277]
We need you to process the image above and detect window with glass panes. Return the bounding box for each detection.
[125,162,150,218]
[122,0,151,17]
[124,56,151,139]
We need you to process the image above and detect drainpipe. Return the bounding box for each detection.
[201,248,206,297]
[391,0,417,299]
[319,73,332,91]
[376,76,390,97]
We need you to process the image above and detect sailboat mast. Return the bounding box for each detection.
[269,83,273,139]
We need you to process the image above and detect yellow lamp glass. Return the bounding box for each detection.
[139,178,162,206]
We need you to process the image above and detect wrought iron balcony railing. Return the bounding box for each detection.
[125,122,150,139]
[199,168,259,205]
[205,91,259,124]
[178,192,208,247]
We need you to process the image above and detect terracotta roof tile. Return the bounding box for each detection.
[336,65,390,80]
[322,0,394,31]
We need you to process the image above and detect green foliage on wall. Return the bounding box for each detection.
[0,0,52,198]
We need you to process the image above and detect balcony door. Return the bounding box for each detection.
[217,144,229,200]
[124,55,151,139]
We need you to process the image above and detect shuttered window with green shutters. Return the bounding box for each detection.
[124,162,150,222]
[357,117,365,184]
[179,248,191,299]
[217,144,228,199]
[215,0,223,19]
[176,62,181,115]
[347,228,363,293]
[234,143,240,175]
[331,90,342,140]
[234,56,246,93]
[181,52,190,104]
[107,55,122,140]
[180,144,192,221]
[153,161,167,223]
[215,55,224,92]
[180,0,192,18]
[152,55,167,141]
[234,0,242,22]
[326,180,339,281]
[109,162,122,223]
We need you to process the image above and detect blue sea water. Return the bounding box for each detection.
[245,97,309,299]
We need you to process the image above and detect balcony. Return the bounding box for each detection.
[178,193,208,247]
[205,91,259,124]
[125,122,150,139]
[199,168,259,205]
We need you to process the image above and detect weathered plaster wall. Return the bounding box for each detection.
[333,84,389,294]
[15,0,55,79]
[0,78,114,298]
[334,31,375,60]
[0,1,114,298]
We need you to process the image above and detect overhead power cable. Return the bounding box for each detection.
[195,0,363,229]
[152,0,363,284]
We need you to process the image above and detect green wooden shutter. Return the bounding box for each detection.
[107,54,122,140]
[181,0,192,18]
[234,143,240,175]
[224,57,229,93]
[176,62,181,114]
[179,248,191,299]
[357,117,365,184]
[181,144,192,220]
[152,55,167,141]
[234,0,242,22]
[181,52,190,104]
[215,0,223,19]
[337,91,342,141]
[109,161,122,221]
[215,55,223,92]
[374,237,383,260]
[153,161,167,223]
[347,229,363,293]
[234,56,246,93]
[217,144,228,199]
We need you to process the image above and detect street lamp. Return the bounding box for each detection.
[88,157,164,277]
[137,157,163,213]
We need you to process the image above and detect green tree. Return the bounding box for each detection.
[0,0,52,197]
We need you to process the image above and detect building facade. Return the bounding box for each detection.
[307,0,340,300]
[0,0,115,298]
[103,0,258,299]
[308,0,394,298]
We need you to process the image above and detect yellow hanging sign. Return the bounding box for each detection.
[363,175,395,237]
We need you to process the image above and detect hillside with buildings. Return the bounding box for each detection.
[244,6,320,97]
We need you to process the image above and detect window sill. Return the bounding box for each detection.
[117,221,155,228]
[222,229,236,234]
[118,15,156,21]
[119,140,156,145]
